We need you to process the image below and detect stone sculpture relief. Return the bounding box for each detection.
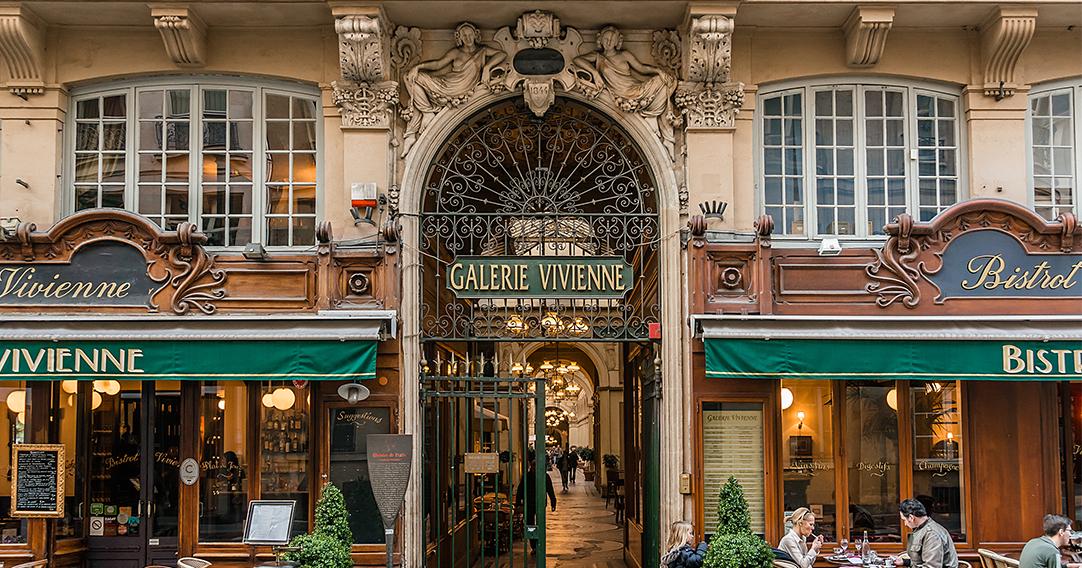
[491,10,583,117]
[332,14,399,129]
[676,15,745,129]
[400,22,507,156]
[572,25,678,155]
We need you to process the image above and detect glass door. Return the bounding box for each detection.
[86,381,181,568]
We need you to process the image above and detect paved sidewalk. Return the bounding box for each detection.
[545,472,626,568]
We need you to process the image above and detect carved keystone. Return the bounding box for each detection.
[0,4,44,96]
[150,6,207,68]
[980,6,1037,99]
[843,6,894,68]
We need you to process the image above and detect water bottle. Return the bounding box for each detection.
[861,531,871,564]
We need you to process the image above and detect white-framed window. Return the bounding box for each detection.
[69,78,322,248]
[1028,78,1081,221]
[758,80,963,237]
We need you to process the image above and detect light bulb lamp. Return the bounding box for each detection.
[796,411,805,430]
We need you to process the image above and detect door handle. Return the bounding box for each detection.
[137,500,143,517]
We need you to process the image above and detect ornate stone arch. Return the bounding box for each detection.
[397,89,685,567]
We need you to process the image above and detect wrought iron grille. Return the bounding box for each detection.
[420,98,661,342]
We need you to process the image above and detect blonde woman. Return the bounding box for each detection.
[779,508,824,568]
[661,521,708,568]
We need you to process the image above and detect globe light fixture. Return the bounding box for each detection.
[104,380,121,396]
[5,390,25,414]
[61,380,79,394]
[272,387,296,411]
[91,391,103,410]
[262,393,274,408]
[886,388,898,411]
[780,387,794,410]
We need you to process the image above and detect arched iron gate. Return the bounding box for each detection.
[418,97,662,568]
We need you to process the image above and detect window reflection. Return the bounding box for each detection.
[782,380,836,542]
[845,380,900,543]
[199,382,247,542]
[0,382,28,543]
[911,381,965,542]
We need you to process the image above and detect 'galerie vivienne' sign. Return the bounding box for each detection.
[447,256,634,299]
[929,230,1082,300]
[0,241,158,306]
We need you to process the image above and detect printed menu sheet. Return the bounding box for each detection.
[702,404,765,535]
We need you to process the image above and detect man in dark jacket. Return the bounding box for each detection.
[516,456,556,552]
[568,446,580,484]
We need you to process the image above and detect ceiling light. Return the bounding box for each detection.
[272,387,296,411]
[781,387,794,410]
[61,380,79,394]
[5,391,25,414]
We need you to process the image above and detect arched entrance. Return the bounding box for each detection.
[412,97,664,568]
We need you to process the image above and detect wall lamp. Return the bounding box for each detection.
[242,242,268,261]
[796,411,805,430]
[817,238,842,256]
[350,182,386,226]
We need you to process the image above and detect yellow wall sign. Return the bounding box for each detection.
[447,256,634,299]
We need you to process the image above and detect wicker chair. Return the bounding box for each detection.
[773,559,802,568]
[959,560,973,568]
[978,548,1020,568]
[9,561,49,568]
[177,558,213,568]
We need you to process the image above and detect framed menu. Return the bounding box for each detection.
[242,500,296,545]
[701,403,765,535]
[10,444,65,518]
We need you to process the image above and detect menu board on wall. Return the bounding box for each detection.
[702,404,764,535]
[10,444,65,518]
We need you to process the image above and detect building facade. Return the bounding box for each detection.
[0,1,1078,567]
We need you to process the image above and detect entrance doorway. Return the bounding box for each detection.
[86,381,181,567]
[416,97,662,568]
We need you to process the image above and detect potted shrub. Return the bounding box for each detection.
[602,454,619,470]
[577,448,596,481]
[286,483,354,568]
[703,476,773,568]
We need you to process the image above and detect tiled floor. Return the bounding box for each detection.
[475,470,627,568]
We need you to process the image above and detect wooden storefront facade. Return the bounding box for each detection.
[0,209,401,567]
[687,199,1082,557]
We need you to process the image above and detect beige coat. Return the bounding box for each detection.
[779,529,818,568]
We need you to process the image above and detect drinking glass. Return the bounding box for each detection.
[840,538,849,553]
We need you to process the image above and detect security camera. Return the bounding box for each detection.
[817,238,843,257]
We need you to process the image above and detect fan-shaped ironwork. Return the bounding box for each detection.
[420,97,661,341]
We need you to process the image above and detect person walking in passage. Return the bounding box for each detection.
[515,456,556,553]
[1020,514,1078,568]
[893,499,958,568]
[568,446,579,484]
[557,448,571,493]
[660,521,708,568]
[778,507,824,568]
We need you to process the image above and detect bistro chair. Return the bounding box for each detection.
[978,549,1019,568]
[958,560,973,568]
[773,559,801,568]
[977,549,998,568]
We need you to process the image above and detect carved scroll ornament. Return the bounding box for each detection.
[0,210,226,315]
[865,201,1082,308]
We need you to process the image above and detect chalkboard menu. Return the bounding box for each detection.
[11,444,65,518]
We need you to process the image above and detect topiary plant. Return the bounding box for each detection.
[286,483,354,568]
[602,454,620,469]
[703,476,773,568]
[576,447,595,462]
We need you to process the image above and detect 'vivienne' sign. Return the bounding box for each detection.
[929,230,1082,300]
[0,241,158,307]
[447,256,634,299]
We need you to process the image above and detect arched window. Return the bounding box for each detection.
[758,80,964,237]
[1028,78,1081,220]
[68,78,322,248]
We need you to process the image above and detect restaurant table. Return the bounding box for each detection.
[825,554,896,567]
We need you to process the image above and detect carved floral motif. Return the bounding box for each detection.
[333,80,399,128]
[677,14,743,130]
[864,202,1082,308]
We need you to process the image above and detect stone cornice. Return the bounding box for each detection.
[979,6,1038,99]
[150,5,207,68]
[843,6,894,68]
[0,3,44,97]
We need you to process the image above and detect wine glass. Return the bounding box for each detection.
[840,538,849,555]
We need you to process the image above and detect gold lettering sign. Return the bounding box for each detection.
[447,256,634,299]
[1001,344,1082,376]
[0,347,146,375]
[0,241,157,307]
[961,255,1082,292]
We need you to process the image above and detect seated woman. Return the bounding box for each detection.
[779,507,824,568]
[661,521,708,568]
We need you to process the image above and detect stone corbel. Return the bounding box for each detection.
[150,6,207,68]
[980,6,1037,99]
[676,11,745,130]
[843,6,894,68]
[332,7,398,129]
[0,4,44,97]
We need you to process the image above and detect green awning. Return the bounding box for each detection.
[706,338,1082,381]
[0,340,377,381]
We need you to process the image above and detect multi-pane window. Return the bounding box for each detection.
[1029,81,1080,220]
[70,80,321,247]
[760,82,962,237]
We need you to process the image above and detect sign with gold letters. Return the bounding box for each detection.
[928,230,1082,300]
[0,241,158,307]
[447,256,634,299]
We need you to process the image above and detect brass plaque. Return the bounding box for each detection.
[464,452,499,474]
